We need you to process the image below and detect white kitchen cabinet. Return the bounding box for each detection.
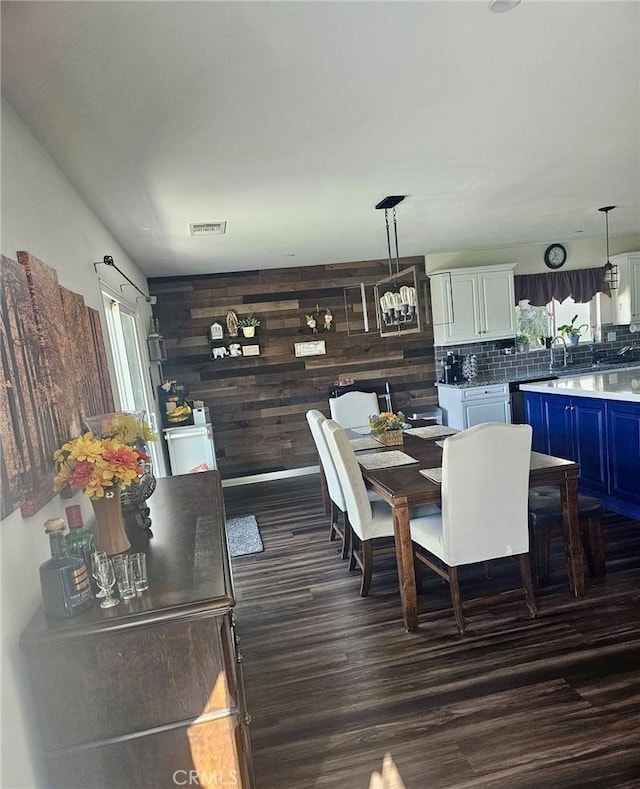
[436,382,511,430]
[611,251,640,326]
[429,264,516,346]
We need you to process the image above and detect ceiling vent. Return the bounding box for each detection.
[188,221,227,236]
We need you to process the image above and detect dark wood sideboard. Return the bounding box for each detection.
[20,472,254,789]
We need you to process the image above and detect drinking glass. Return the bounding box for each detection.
[130,552,148,592]
[112,555,136,599]
[90,550,108,597]
[93,556,120,608]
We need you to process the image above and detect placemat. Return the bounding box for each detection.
[404,425,459,439]
[419,467,442,484]
[351,425,372,435]
[357,451,418,470]
[350,436,382,451]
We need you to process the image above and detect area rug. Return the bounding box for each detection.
[226,515,264,557]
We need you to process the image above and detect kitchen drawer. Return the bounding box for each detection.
[460,383,509,401]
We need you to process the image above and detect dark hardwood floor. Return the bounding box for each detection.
[224,476,640,789]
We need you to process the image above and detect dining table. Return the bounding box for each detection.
[353,428,582,632]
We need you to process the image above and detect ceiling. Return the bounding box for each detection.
[2,1,639,278]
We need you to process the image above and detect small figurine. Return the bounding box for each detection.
[212,346,229,359]
[226,311,239,337]
[210,322,223,341]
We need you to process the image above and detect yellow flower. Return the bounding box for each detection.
[368,411,409,435]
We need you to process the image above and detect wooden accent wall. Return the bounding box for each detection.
[149,256,437,479]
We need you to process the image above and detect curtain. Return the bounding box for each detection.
[514,266,611,306]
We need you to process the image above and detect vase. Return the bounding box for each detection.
[91,493,131,556]
[568,334,580,347]
[241,326,256,338]
[375,430,404,446]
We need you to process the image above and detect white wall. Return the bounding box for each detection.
[0,99,152,788]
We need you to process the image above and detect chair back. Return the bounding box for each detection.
[328,391,380,429]
[441,422,532,566]
[322,419,374,541]
[305,410,346,511]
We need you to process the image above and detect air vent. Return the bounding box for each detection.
[188,221,227,236]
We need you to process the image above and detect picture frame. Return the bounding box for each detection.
[294,340,326,358]
[242,345,260,357]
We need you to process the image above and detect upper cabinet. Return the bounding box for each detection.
[429,264,516,346]
[611,251,640,326]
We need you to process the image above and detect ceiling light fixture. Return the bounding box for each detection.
[489,0,522,12]
[598,206,619,290]
[373,196,421,336]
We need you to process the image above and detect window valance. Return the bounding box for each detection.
[514,266,611,306]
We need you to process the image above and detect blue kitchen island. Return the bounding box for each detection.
[521,368,640,520]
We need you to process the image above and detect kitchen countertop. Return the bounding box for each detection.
[435,361,640,390]
[519,367,640,402]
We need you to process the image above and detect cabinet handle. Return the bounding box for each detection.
[237,652,244,664]
[243,713,252,726]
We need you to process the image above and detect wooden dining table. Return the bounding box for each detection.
[355,430,582,632]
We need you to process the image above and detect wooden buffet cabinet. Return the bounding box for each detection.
[20,472,254,788]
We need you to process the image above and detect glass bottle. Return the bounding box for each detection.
[64,504,95,580]
[39,517,93,620]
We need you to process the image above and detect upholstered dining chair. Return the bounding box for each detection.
[527,486,606,586]
[328,391,380,430]
[306,409,352,558]
[322,418,439,596]
[409,422,538,634]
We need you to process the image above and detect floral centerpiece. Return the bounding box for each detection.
[53,412,157,555]
[369,411,410,445]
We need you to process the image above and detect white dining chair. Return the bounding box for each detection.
[306,409,385,560]
[328,391,380,430]
[409,421,538,634]
[322,418,439,596]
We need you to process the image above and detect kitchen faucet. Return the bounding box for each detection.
[549,335,567,372]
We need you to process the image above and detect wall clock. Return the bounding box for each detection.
[544,243,567,269]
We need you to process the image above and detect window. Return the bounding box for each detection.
[102,291,164,474]
[515,296,595,348]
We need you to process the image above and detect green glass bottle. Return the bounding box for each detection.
[64,504,95,577]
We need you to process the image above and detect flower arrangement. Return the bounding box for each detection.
[53,433,150,500]
[304,305,333,334]
[83,411,156,446]
[368,411,409,436]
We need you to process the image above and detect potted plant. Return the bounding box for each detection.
[557,314,588,346]
[515,333,531,353]
[238,313,260,338]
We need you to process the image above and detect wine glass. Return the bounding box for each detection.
[93,555,120,609]
[90,550,108,597]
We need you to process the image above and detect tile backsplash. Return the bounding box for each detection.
[435,324,640,383]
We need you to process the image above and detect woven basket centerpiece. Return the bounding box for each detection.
[375,430,404,446]
[369,411,409,446]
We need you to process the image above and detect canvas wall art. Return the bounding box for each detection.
[0,251,114,519]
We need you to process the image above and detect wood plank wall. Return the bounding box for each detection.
[149,256,437,479]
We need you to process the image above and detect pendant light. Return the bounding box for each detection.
[598,206,619,290]
[374,196,420,335]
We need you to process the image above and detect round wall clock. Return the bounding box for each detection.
[544,243,567,269]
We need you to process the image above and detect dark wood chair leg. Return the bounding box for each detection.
[449,566,466,634]
[414,554,423,595]
[348,533,358,572]
[341,513,351,561]
[584,514,606,577]
[519,553,539,619]
[360,540,374,597]
[536,528,551,587]
[329,501,338,542]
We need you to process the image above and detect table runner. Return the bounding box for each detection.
[357,451,418,470]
